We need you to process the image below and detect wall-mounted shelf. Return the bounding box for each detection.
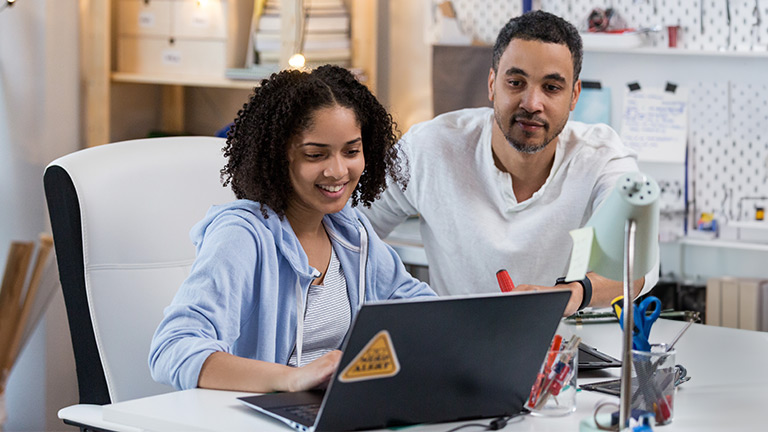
[111,72,261,90]
[585,46,768,58]
[81,0,378,147]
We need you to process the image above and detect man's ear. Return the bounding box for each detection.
[570,79,582,111]
[488,67,496,102]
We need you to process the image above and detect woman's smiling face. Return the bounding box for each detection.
[286,105,364,219]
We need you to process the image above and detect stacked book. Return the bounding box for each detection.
[253,0,351,66]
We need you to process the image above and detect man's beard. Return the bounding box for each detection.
[497,111,567,155]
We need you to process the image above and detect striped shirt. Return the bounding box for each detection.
[288,246,351,367]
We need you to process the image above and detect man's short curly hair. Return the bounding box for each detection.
[221,65,406,218]
[492,11,583,83]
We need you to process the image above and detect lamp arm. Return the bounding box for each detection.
[618,219,636,429]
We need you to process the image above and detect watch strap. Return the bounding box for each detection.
[556,276,592,311]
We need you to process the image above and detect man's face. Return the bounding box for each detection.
[488,39,581,154]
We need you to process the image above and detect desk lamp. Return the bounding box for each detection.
[574,172,660,429]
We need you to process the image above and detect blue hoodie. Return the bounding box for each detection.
[149,199,435,390]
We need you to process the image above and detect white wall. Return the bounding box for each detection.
[0,0,80,430]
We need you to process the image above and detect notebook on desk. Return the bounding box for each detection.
[238,290,571,431]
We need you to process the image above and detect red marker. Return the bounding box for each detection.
[496,269,515,293]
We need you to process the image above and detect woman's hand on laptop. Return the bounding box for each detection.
[287,350,343,392]
[197,350,342,393]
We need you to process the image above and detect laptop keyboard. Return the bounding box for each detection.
[283,403,321,423]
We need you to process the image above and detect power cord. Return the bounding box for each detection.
[488,416,512,430]
[444,411,528,432]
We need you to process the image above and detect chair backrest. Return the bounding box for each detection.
[43,137,236,405]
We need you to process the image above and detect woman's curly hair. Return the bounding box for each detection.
[221,65,406,218]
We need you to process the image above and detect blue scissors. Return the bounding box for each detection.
[614,295,661,351]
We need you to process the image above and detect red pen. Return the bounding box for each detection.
[496,269,515,293]
[547,335,563,367]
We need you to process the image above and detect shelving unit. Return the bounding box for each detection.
[111,72,260,89]
[585,46,768,58]
[80,0,378,148]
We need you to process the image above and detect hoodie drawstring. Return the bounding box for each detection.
[357,220,368,309]
[294,277,305,367]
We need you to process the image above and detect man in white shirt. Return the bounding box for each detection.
[362,11,657,316]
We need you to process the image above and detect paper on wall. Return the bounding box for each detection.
[620,87,688,163]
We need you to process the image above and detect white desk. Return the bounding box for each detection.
[59,319,768,431]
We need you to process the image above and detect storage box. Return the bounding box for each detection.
[706,276,768,331]
[116,0,252,77]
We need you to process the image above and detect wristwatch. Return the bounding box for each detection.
[556,276,592,311]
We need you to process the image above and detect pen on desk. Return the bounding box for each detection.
[496,269,515,292]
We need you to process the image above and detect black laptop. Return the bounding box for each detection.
[578,341,621,370]
[238,290,571,431]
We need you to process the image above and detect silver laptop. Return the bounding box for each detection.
[239,290,570,431]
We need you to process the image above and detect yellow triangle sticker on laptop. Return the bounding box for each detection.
[338,330,400,382]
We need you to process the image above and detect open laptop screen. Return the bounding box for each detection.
[240,290,571,431]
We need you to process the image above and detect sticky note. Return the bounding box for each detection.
[565,227,594,282]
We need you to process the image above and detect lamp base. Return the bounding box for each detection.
[579,413,611,432]
[580,414,654,432]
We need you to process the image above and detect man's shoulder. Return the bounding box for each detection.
[407,107,492,139]
[402,107,492,159]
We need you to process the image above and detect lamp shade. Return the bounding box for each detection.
[585,172,660,281]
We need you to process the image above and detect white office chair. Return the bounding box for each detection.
[44,137,235,431]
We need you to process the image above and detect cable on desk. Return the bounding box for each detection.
[444,411,528,431]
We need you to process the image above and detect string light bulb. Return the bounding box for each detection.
[288,53,306,69]
[1,0,17,13]
[286,0,307,70]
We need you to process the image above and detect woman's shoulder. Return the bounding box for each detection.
[193,200,283,242]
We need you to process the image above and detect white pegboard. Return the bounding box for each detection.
[688,81,730,221]
[542,0,764,51]
[731,82,768,143]
[730,0,759,50]
[761,2,768,47]
[541,0,611,30]
[688,81,730,142]
[447,0,768,51]
[658,178,686,241]
[688,81,768,222]
[730,82,768,220]
[446,0,524,44]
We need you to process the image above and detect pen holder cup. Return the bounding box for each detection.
[631,344,675,425]
[527,342,578,416]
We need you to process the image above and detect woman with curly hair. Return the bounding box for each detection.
[149,65,435,394]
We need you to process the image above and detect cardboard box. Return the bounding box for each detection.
[116,0,252,76]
